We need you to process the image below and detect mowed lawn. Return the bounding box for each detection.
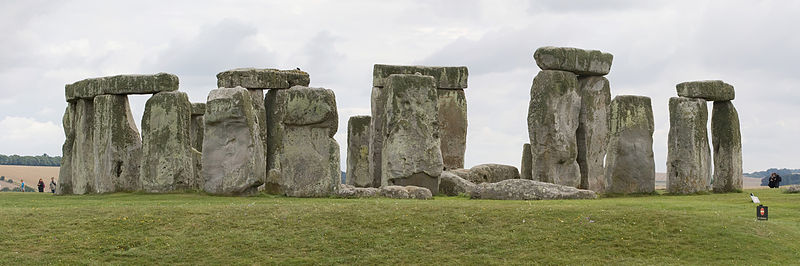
[1,189,798,265]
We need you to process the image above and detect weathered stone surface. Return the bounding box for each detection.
[381,74,443,193]
[469,179,597,200]
[667,97,711,194]
[380,186,433,200]
[437,89,467,170]
[140,91,193,193]
[71,99,95,194]
[191,102,206,115]
[346,115,372,187]
[785,185,800,193]
[202,87,266,195]
[336,184,381,198]
[468,164,520,184]
[438,171,476,196]
[533,46,613,76]
[448,168,477,184]
[520,143,532,180]
[369,86,385,188]
[56,103,75,195]
[189,109,204,152]
[246,89,268,166]
[216,68,310,89]
[191,148,203,190]
[65,73,179,101]
[265,86,340,197]
[527,70,581,187]
[92,95,142,193]
[711,101,743,193]
[676,80,735,101]
[373,64,468,89]
[577,76,611,193]
[605,95,655,194]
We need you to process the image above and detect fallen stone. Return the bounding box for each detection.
[56,103,75,195]
[527,70,581,187]
[469,179,597,200]
[520,143,532,180]
[676,80,734,101]
[438,171,476,196]
[447,168,477,184]
[577,76,611,193]
[347,115,372,187]
[437,89,467,170]
[71,99,95,194]
[140,91,194,193]
[65,73,179,101]
[533,46,613,76]
[202,87,266,195]
[468,164,520,184]
[216,68,309,89]
[667,97,712,194]
[93,95,142,193]
[711,101,743,193]
[336,184,381,198]
[605,95,655,194]
[372,64,468,89]
[380,185,433,200]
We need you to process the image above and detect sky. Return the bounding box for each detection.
[1,0,798,173]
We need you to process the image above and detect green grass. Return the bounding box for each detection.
[1,189,798,265]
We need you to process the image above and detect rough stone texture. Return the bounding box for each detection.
[216,68,309,89]
[468,164,520,184]
[676,80,735,101]
[336,184,381,198]
[56,103,75,195]
[140,91,194,193]
[346,115,372,187]
[711,101,743,193]
[372,64,468,89]
[577,76,611,193]
[438,171,476,196]
[527,70,581,187]
[380,74,443,193]
[520,143,532,180]
[605,95,655,194]
[785,185,800,193]
[533,46,613,76]
[448,168,477,184]
[369,86,385,188]
[189,110,204,152]
[92,95,142,193]
[191,148,203,190]
[380,186,433,200]
[202,87,266,195]
[191,102,206,115]
[71,99,95,194]
[437,89,467,170]
[265,86,339,197]
[469,179,598,200]
[667,97,712,194]
[65,73,179,101]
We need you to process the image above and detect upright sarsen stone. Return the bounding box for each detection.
[521,143,532,180]
[56,103,76,195]
[71,99,95,194]
[527,70,581,187]
[346,115,372,187]
[605,95,655,194]
[437,89,467,170]
[140,91,193,193]
[190,103,205,152]
[93,95,142,193]
[576,76,611,193]
[667,97,712,194]
[381,74,443,193]
[712,101,743,193]
[369,86,386,188]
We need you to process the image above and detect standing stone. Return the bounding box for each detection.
[712,101,743,193]
[346,115,372,187]
[533,46,613,76]
[71,99,95,194]
[437,89,467,170]
[93,95,142,193]
[676,80,735,101]
[202,87,266,195]
[140,91,193,193]
[667,97,712,194]
[56,103,75,195]
[520,143,532,180]
[190,103,206,152]
[381,74,443,193]
[576,76,611,193]
[248,89,268,164]
[527,70,581,187]
[265,86,339,197]
[605,95,655,194]
[369,86,386,188]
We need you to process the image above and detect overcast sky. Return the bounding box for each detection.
[1,0,798,173]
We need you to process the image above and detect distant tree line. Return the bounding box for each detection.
[0,154,61,166]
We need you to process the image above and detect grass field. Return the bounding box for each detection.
[1,188,798,265]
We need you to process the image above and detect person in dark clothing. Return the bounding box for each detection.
[50,177,57,193]
[768,173,782,188]
[37,178,45,192]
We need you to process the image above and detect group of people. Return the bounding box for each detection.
[18,177,57,193]
[767,173,782,188]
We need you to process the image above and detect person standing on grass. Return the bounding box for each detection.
[20,180,25,192]
[768,173,782,188]
[50,177,56,193]
[37,178,45,192]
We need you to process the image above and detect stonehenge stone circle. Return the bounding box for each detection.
[605,95,655,194]
[667,97,712,194]
[71,99,96,194]
[527,70,581,187]
[469,179,598,200]
[711,101,743,193]
[438,171,476,196]
[576,76,611,193]
[520,143,532,180]
[201,87,266,195]
[56,103,75,195]
[533,46,613,76]
[346,115,372,187]
[140,91,194,193]
[65,73,178,101]
[380,74,443,193]
[437,89,468,170]
[93,95,142,193]
[676,80,735,101]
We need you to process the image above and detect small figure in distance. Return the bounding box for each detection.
[20,180,25,192]
[37,178,45,192]
[768,173,782,188]
[50,177,57,193]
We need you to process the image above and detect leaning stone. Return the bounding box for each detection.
[533,46,613,76]
[711,101,743,193]
[468,164,520,184]
[438,171,476,196]
[667,97,712,194]
[577,76,611,193]
[520,143,532,180]
[71,99,95,194]
[336,184,381,198]
[56,103,76,195]
[381,74,443,193]
[93,95,142,193]
[189,103,205,152]
[469,179,597,200]
[65,73,179,101]
[437,89,467,170]
[527,70,581,187]
[676,80,734,101]
[202,87,266,195]
[216,68,310,89]
[380,185,433,200]
[140,91,194,193]
[605,95,655,194]
[346,115,372,187]
[373,64,468,89]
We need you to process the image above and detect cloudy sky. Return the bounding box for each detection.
[1,0,798,173]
